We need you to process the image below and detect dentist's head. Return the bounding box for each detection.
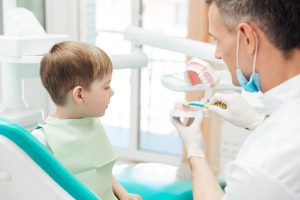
[206,0,300,93]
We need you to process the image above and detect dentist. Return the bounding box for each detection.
[172,0,300,200]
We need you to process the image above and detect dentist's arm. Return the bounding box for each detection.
[208,93,266,130]
[171,111,224,200]
[189,157,224,200]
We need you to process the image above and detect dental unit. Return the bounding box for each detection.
[1,17,238,199]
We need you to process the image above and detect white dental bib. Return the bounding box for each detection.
[43,117,117,200]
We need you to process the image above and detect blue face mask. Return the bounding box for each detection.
[235,30,261,93]
[236,68,261,92]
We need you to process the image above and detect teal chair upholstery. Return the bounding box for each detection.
[114,163,193,200]
[115,163,226,200]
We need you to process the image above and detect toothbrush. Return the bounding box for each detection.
[182,101,208,108]
[183,101,227,109]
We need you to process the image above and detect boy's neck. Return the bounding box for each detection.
[53,105,85,119]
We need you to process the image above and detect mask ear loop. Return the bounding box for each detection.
[236,30,241,70]
[236,29,259,74]
[252,32,259,74]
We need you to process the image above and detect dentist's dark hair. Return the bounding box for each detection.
[205,0,300,58]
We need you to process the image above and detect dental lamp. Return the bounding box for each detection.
[125,26,224,65]
[124,26,240,100]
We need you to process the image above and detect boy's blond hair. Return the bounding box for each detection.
[40,41,112,105]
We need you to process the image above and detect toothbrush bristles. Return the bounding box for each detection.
[182,101,189,107]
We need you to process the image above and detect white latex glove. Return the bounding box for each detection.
[171,111,205,158]
[208,93,266,130]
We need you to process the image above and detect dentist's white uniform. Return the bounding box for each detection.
[222,74,300,200]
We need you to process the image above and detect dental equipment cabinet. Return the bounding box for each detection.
[0,0,68,130]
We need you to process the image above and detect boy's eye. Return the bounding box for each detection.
[105,86,111,90]
[209,36,217,44]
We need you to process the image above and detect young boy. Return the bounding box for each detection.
[32,41,141,200]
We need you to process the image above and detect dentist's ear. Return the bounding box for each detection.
[238,23,258,56]
[72,86,84,104]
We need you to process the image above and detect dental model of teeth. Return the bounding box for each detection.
[185,58,219,87]
[170,58,222,118]
[170,101,203,118]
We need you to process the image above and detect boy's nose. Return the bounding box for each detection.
[110,89,114,96]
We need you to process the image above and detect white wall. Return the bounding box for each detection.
[23,77,50,119]
[45,0,79,41]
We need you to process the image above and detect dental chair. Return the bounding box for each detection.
[0,117,100,200]
[0,117,197,200]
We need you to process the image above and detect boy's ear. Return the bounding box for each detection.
[72,86,84,104]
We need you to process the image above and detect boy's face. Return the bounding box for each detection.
[82,73,114,117]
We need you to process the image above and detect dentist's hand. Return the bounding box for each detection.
[208,93,266,130]
[171,111,205,158]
